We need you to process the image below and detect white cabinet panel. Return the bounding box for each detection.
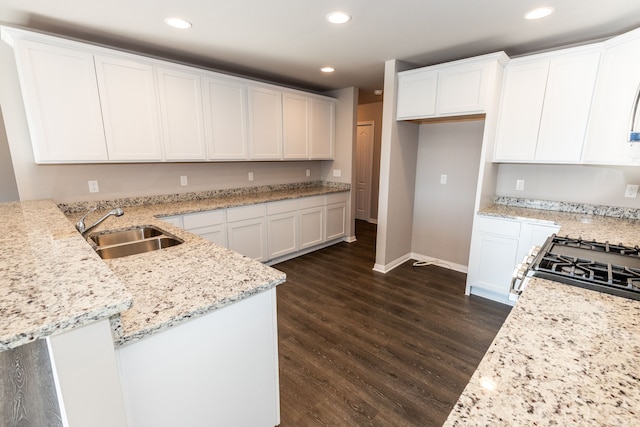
[12,39,108,162]
[494,47,601,163]
[493,60,549,161]
[326,202,346,241]
[227,217,267,261]
[248,86,283,159]
[469,233,519,296]
[94,55,163,160]
[182,209,225,229]
[437,62,487,115]
[192,224,227,247]
[203,77,249,160]
[309,98,335,159]
[282,93,309,159]
[299,206,324,249]
[267,212,298,259]
[535,51,601,162]
[156,66,207,160]
[584,29,640,165]
[396,70,438,119]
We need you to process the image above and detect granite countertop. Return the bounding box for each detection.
[444,277,640,426]
[0,200,133,351]
[1,182,349,350]
[63,183,349,347]
[479,203,640,246]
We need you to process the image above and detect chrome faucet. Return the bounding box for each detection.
[75,207,124,236]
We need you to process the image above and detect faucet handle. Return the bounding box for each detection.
[75,207,97,233]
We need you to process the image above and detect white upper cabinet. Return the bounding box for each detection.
[396,52,508,120]
[282,93,309,159]
[156,66,207,160]
[309,98,335,159]
[94,55,163,161]
[248,86,283,160]
[583,28,640,165]
[494,46,601,163]
[202,76,249,160]
[10,38,108,163]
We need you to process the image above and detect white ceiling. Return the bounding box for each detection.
[2,0,640,103]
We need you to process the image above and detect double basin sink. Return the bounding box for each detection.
[88,225,183,259]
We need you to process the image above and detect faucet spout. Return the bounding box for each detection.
[76,207,124,237]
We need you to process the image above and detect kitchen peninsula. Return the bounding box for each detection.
[1,181,348,427]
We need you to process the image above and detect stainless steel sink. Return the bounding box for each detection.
[90,225,164,246]
[88,225,183,259]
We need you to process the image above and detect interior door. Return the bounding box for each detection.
[355,122,374,221]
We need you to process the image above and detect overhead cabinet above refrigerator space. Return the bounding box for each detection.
[1,26,336,164]
[396,52,509,121]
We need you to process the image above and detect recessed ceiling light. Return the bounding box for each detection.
[321,67,335,73]
[164,17,192,29]
[326,11,351,24]
[524,6,555,20]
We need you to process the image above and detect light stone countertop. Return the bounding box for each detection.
[2,183,348,350]
[444,277,640,426]
[64,184,349,347]
[0,200,133,351]
[479,203,640,247]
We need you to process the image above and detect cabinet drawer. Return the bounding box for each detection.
[476,216,521,238]
[227,203,266,222]
[325,192,347,205]
[183,210,225,229]
[266,199,298,215]
[298,195,325,209]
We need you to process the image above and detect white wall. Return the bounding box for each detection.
[0,107,19,202]
[412,120,484,267]
[495,163,640,208]
[0,40,353,204]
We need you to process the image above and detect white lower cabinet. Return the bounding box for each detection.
[267,200,298,259]
[116,288,280,427]
[227,204,268,261]
[183,210,227,247]
[298,196,325,249]
[325,193,348,241]
[466,215,559,305]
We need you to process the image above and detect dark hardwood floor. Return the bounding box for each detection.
[275,220,512,426]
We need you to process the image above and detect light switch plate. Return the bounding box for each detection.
[440,174,447,184]
[248,172,254,181]
[516,179,525,191]
[180,176,188,186]
[333,169,341,177]
[306,169,310,177]
[88,180,99,193]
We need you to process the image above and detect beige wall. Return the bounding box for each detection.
[357,102,383,220]
[0,107,19,202]
[496,163,640,208]
[411,121,484,267]
[0,40,354,204]
[375,59,419,271]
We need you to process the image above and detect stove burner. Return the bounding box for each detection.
[552,236,640,257]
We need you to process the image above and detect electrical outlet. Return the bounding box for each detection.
[248,172,254,181]
[332,169,341,177]
[88,180,99,193]
[516,179,525,191]
[306,169,310,177]
[180,175,188,186]
[440,174,447,184]
[625,184,639,198]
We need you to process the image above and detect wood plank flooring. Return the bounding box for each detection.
[275,220,512,426]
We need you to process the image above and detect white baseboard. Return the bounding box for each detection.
[410,253,468,274]
[367,218,378,224]
[345,235,357,243]
[373,252,468,274]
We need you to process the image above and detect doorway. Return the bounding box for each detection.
[356,121,374,222]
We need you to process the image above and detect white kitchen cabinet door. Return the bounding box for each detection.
[156,66,207,160]
[267,212,298,259]
[94,55,163,161]
[396,69,438,119]
[248,86,283,159]
[203,76,249,160]
[227,204,267,261]
[516,221,559,263]
[325,202,347,241]
[309,98,335,159]
[493,60,550,161]
[12,39,108,163]
[298,200,325,250]
[436,61,488,115]
[583,29,640,165]
[191,224,227,247]
[535,51,600,162]
[282,93,309,159]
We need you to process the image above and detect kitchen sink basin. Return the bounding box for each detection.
[90,225,163,246]
[88,225,183,259]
